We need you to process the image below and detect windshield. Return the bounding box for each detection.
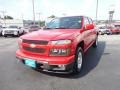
[8,26,18,28]
[46,16,82,29]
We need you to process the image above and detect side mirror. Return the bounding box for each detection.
[85,24,94,30]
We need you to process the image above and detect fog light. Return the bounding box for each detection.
[58,65,66,70]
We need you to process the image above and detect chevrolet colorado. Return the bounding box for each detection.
[16,16,98,74]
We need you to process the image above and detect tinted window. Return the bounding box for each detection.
[9,26,18,28]
[84,17,89,25]
[88,18,93,24]
[46,16,82,29]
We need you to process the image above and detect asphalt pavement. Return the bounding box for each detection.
[0,35,120,90]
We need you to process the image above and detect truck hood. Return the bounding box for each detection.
[21,29,81,41]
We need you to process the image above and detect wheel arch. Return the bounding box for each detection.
[76,41,84,52]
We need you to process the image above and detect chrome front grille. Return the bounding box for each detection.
[23,39,48,45]
[22,39,48,54]
[23,46,46,53]
[4,30,14,34]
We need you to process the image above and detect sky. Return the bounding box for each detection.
[0,0,120,20]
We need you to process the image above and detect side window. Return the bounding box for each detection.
[88,18,93,24]
[84,17,89,26]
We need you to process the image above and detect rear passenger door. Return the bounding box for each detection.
[88,18,97,42]
[83,17,92,48]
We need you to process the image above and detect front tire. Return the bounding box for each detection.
[73,47,83,74]
[4,35,7,37]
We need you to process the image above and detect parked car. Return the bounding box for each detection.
[2,25,24,37]
[22,25,40,33]
[98,27,111,35]
[16,16,98,74]
[110,24,120,34]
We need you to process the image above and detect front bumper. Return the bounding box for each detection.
[16,50,75,73]
[2,31,18,36]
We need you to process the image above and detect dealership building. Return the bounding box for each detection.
[0,19,24,27]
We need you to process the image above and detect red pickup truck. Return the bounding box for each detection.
[16,16,98,74]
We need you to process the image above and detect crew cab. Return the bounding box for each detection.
[16,16,98,74]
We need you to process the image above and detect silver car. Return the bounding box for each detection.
[98,27,111,35]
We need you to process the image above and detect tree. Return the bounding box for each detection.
[39,21,45,27]
[48,15,56,18]
[4,15,13,19]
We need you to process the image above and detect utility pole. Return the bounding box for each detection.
[36,12,41,26]
[36,12,41,21]
[21,13,24,27]
[95,0,99,24]
[0,10,6,26]
[32,0,35,25]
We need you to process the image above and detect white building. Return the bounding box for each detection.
[0,19,23,27]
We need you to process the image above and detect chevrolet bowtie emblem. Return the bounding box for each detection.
[30,44,36,48]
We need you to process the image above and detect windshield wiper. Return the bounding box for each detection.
[54,27,68,29]
[44,27,69,30]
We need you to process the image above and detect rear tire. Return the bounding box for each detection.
[73,47,83,74]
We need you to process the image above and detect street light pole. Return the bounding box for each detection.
[32,0,35,25]
[96,0,99,24]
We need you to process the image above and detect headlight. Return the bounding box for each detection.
[51,40,71,45]
[50,49,70,56]
[14,31,18,35]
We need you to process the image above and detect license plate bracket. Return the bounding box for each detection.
[24,58,36,68]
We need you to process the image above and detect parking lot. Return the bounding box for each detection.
[0,35,120,90]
